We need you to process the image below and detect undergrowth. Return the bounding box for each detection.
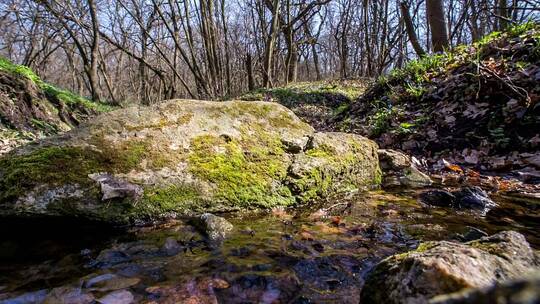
[343,21,540,139]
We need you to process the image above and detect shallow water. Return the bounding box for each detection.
[0,190,538,303]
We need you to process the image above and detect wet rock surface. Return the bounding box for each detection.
[420,186,496,212]
[191,213,234,243]
[360,231,540,304]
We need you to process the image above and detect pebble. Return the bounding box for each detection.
[97,290,134,304]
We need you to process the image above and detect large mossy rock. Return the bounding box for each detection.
[0,100,381,225]
[430,274,540,304]
[360,231,540,304]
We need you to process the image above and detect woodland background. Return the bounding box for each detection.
[1,0,539,104]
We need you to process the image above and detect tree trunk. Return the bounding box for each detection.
[88,0,102,102]
[400,1,426,56]
[426,0,449,52]
[263,0,281,88]
[312,42,321,81]
[497,0,509,30]
[246,53,255,91]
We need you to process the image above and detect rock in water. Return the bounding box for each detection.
[191,213,234,243]
[419,187,496,213]
[453,187,495,210]
[97,290,134,304]
[0,100,381,225]
[0,289,48,304]
[360,231,540,304]
[419,189,456,207]
[430,274,540,304]
[43,286,95,304]
[378,149,432,188]
[162,237,182,256]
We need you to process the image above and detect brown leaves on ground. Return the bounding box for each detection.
[332,26,540,175]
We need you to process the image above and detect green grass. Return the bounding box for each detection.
[239,80,368,106]
[0,57,113,112]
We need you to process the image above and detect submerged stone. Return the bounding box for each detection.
[0,100,381,225]
[43,286,94,304]
[191,213,234,243]
[0,289,47,304]
[162,237,182,256]
[96,290,134,304]
[419,189,456,207]
[453,187,495,210]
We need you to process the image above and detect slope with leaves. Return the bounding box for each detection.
[333,23,540,171]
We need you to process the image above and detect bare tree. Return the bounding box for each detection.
[1,0,538,104]
[426,0,450,52]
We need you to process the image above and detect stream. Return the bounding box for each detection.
[0,189,538,303]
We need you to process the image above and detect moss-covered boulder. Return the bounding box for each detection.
[360,231,540,304]
[430,273,540,304]
[0,100,381,225]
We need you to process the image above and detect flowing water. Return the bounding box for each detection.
[0,190,538,303]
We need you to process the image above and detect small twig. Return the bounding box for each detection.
[476,62,530,105]
[322,202,348,212]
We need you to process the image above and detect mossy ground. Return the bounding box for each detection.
[239,80,367,105]
[0,57,116,156]
[0,57,113,113]
[238,80,369,130]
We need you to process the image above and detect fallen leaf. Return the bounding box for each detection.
[331,216,342,226]
[443,159,463,174]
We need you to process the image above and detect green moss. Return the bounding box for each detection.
[268,111,308,130]
[0,146,108,202]
[135,184,204,216]
[124,114,194,132]
[115,141,148,170]
[30,118,59,133]
[305,144,335,158]
[238,80,366,110]
[0,56,113,112]
[294,167,334,202]
[177,113,194,125]
[0,137,167,204]
[415,242,438,252]
[187,133,294,208]
[0,57,41,84]
[222,101,273,118]
[372,169,383,185]
[295,139,379,202]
